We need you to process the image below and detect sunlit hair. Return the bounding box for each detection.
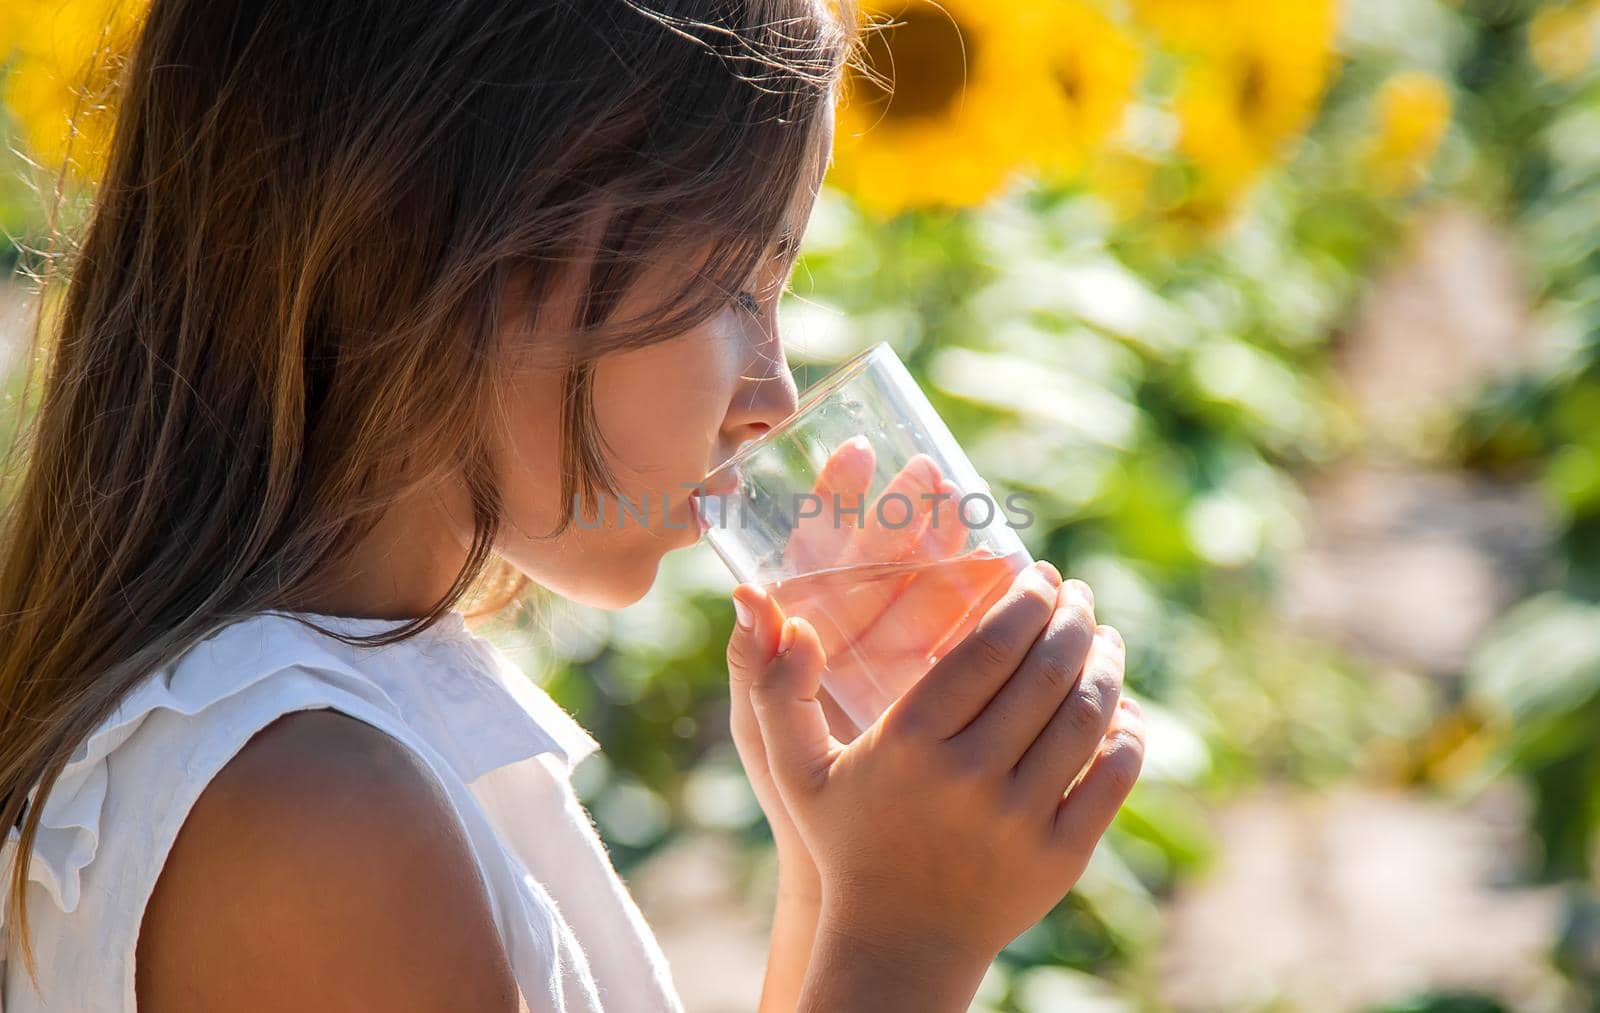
[0,0,859,971]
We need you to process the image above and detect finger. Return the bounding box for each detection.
[884,559,1063,742]
[797,654,882,740]
[761,479,971,718]
[1050,693,1145,859]
[733,584,862,747]
[849,538,1023,702]
[747,615,840,798]
[953,581,1099,771]
[786,436,876,574]
[837,453,946,568]
[797,477,971,666]
[913,477,968,565]
[758,570,896,726]
[911,529,1025,666]
[727,582,785,689]
[810,478,973,664]
[726,584,784,769]
[1010,625,1126,806]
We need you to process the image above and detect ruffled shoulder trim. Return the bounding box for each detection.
[0,610,597,933]
[279,610,601,775]
[448,627,601,774]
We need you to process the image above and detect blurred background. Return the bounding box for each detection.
[4,0,1600,1009]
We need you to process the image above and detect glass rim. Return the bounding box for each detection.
[701,340,894,484]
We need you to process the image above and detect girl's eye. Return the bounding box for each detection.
[735,291,762,315]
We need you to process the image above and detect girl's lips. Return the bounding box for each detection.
[687,490,712,534]
[690,467,739,535]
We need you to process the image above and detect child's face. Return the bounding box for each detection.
[483,107,834,609]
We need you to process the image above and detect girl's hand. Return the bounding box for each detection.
[729,599,854,1013]
[745,561,1145,1003]
[724,443,1030,1013]
[725,440,969,881]
[771,441,1026,730]
[727,590,858,894]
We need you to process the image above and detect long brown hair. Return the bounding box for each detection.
[0,0,858,968]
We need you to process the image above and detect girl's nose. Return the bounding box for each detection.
[724,348,799,445]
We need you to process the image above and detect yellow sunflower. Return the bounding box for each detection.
[1168,0,1340,208]
[1,9,22,56]
[829,0,1044,216]
[3,0,149,184]
[1126,0,1237,50]
[1365,70,1451,195]
[1528,2,1598,82]
[1022,0,1143,183]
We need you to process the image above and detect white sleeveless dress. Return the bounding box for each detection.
[0,610,686,1012]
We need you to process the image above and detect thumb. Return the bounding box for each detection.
[727,582,785,690]
[730,587,837,797]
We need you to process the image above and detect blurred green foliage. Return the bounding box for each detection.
[2,0,1597,1009]
[508,2,1593,1008]
[477,2,1598,1008]
[1448,6,1600,999]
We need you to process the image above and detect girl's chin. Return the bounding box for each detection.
[582,544,685,610]
[513,517,699,610]
[562,571,656,611]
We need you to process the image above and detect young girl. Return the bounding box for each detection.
[0,1,1146,1010]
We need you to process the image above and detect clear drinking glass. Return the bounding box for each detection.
[693,342,1033,736]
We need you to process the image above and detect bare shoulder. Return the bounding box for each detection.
[136,709,523,1013]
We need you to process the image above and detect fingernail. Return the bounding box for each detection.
[776,618,797,656]
[732,590,756,630]
[1064,579,1094,608]
[1097,624,1122,648]
[1119,695,1142,718]
[1033,560,1062,587]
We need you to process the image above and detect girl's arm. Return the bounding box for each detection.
[759,858,823,1012]
[137,710,528,1013]
[796,914,992,1013]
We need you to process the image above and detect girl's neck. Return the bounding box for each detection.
[297,487,473,621]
